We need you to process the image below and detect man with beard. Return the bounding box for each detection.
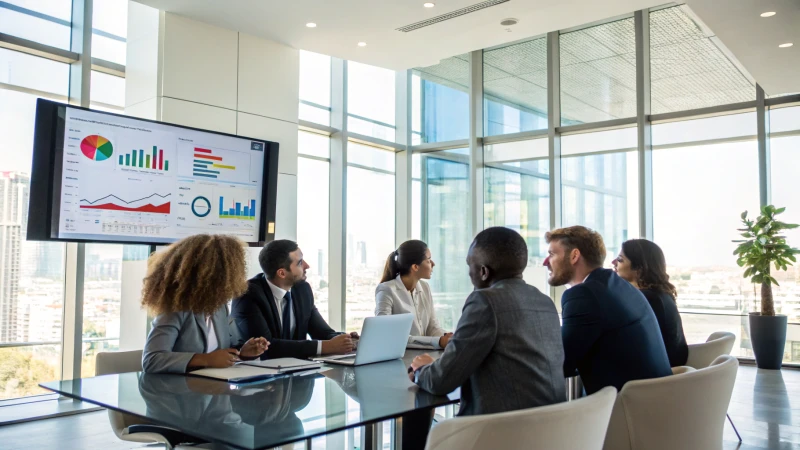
[231,239,358,359]
[544,226,671,395]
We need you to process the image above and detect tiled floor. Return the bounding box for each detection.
[0,365,798,449]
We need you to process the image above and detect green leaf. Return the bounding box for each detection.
[741,211,748,220]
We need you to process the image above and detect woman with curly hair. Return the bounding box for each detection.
[141,234,268,374]
[612,238,688,367]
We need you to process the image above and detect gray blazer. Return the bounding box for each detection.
[415,278,566,415]
[142,305,239,374]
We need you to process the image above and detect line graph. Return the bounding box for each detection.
[79,193,172,214]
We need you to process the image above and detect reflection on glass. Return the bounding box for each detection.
[81,244,123,378]
[560,18,637,125]
[484,38,548,136]
[347,142,395,172]
[419,152,471,330]
[412,55,469,143]
[346,165,394,332]
[484,141,550,293]
[297,157,330,318]
[561,150,639,265]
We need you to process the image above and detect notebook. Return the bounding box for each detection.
[189,365,281,383]
[236,358,321,373]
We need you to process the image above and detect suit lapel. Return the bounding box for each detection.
[211,306,228,348]
[193,312,209,352]
[259,274,282,334]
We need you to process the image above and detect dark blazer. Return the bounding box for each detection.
[415,278,566,416]
[230,274,340,359]
[561,268,671,395]
[641,288,689,367]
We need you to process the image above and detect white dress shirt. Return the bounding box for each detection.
[375,275,445,348]
[265,278,322,355]
[205,314,219,353]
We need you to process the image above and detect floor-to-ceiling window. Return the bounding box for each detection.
[347,61,396,141]
[484,139,550,294]
[345,143,395,332]
[412,55,469,144]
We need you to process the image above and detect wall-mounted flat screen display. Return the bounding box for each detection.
[27,99,279,246]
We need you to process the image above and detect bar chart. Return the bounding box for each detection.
[193,147,236,179]
[219,195,256,220]
[119,146,169,172]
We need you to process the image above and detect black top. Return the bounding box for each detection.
[231,274,340,359]
[561,268,672,395]
[640,288,689,367]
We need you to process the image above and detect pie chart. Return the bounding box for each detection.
[80,135,113,161]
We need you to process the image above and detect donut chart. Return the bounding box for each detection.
[80,135,113,161]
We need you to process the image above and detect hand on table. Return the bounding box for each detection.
[239,337,269,358]
[321,333,355,355]
[438,333,453,348]
[408,353,435,381]
[204,348,240,368]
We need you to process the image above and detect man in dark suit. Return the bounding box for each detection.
[231,240,358,359]
[544,226,671,395]
[410,227,566,415]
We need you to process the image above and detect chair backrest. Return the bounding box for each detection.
[96,350,144,376]
[603,355,738,450]
[425,386,617,450]
[96,350,147,437]
[685,332,735,369]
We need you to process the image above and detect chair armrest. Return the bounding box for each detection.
[127,424,207,447]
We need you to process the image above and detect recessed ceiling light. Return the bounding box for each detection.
[306,22,317,28]
[500,18,518,26]
[424,2,435,7]
[779,42,793,48]
[760,11,776,17]
[358,42,367,47]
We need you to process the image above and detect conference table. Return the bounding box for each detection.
[39,350,459,450]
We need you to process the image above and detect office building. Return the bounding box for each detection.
[0,0,798,449]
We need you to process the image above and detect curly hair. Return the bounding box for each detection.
[621,239,678,299]
[141,234,248,316]
[545,226,606,268]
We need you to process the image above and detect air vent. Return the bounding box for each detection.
[396,0,511,33]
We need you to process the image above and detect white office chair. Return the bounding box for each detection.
[685,331,736,369]
[424,386,617,450]
[684,331,740,441]
[603,355,739,450]
[95,350,175,449]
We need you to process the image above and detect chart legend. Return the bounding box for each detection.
[80,135,113,161]
[119,146,169,171]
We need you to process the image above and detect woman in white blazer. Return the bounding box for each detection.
[141,234,269,374]
[375,240,452,349]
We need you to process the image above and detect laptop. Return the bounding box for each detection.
[314,314,413,366]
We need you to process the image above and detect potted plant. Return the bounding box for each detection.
[733,205,800,369]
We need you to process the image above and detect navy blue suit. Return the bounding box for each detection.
[561,268,671,395]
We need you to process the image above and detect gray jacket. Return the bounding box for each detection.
[415,278,566,415]
[142,305,240,374]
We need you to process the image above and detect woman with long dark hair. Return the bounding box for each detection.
[612,238,688,366]
[375,240,452,349]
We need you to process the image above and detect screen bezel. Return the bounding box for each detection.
[27,98,279,247]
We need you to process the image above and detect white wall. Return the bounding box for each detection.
[124,5,300,346]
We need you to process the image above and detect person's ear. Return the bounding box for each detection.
[276,268,286,279]
[410,263,419,273]
[480,265,490,281]
[570,248,581,265]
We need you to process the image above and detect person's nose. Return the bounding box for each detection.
[543,256,550,267]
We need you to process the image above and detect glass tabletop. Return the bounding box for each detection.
[39,351,459,450]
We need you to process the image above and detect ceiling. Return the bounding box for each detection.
[685,0,800,97]
[132,0,664,71]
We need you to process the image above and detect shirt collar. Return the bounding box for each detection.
[394,274,419,296]
[265,277,288,301]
